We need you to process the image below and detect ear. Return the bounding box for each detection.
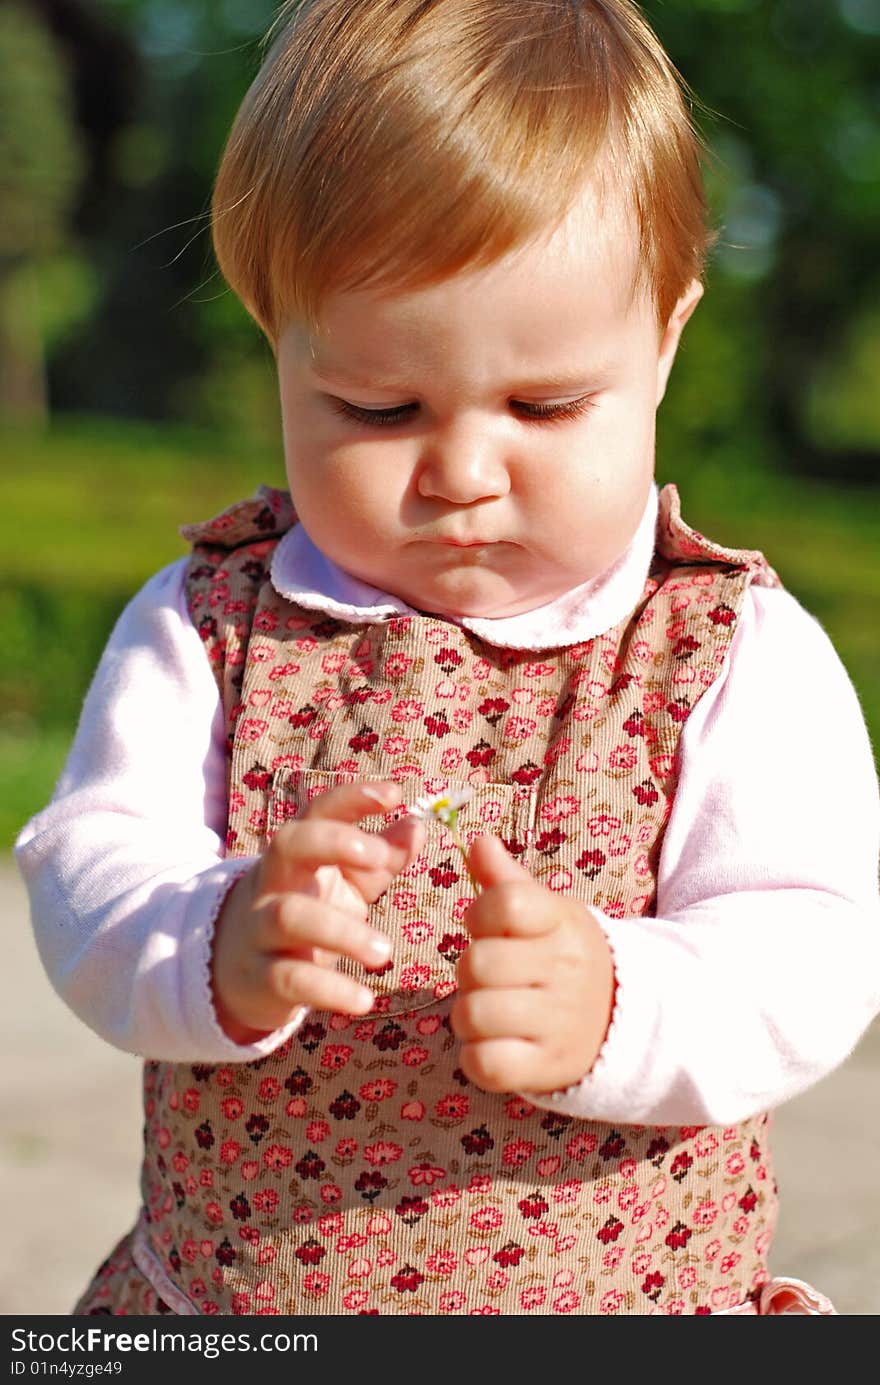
[655,278,704,406]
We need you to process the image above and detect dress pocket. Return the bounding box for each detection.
[270,768,534,1014]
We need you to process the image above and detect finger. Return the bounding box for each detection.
[467,833,531,889]
[457,1037,541,1094]
[456,936,544,992]
[263,956,377,1020]
[262,894,392,971]
[451,987,547,1044]
[302,779,404,824]
[258,818,394,896]
[342,813,427,904]
[464,874,560,940]
[379,813,425,870]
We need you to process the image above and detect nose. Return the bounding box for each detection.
[416,418,511,505]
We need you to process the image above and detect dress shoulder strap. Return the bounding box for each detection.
[179,485,296,549]
[655,483,780,588]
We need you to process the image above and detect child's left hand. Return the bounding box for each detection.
[451,834,615,1096]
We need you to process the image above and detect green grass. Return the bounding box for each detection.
[1,415,285,848]
[0,726,76,850]
[1,414,284,590]
[3,415,878,849]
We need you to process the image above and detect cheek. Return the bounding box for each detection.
[532,431,652,564]
[286,443,399,533]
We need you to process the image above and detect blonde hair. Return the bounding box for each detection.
[212,0,714,341]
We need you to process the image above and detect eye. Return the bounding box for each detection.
[329,398,418,428]
[328,394,597,428]
[511,396,596,424]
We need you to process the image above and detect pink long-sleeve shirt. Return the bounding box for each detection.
[15,488,880,1125]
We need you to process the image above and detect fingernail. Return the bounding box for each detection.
[367,934,392,963]
[362,783,398,809]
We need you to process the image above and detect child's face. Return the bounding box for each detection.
[276,187,701,619]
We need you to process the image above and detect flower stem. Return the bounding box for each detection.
[446,811,479,895]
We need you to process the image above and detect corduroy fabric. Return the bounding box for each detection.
[75,485,784,1316]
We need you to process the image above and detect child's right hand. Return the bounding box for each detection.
[210,781,422,1044]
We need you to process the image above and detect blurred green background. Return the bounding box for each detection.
[1,0,878,848]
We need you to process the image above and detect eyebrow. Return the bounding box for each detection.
[311,365,413,392]
[309,365,611,394]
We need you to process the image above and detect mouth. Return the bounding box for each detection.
[436,539,493,548]
[425,535,503,548]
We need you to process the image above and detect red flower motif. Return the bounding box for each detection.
[598,1131,626,1160]
[429,859,460,888]
[622,709,646,738]
[349,727,378,752]
[229,1194,251,1222]
[597,1216,624,1245]
[478,697,509,724]
[642,1271,665,1301]
[358,1079,396,1102]
[437,931,469,961]
[424,712,451,738]
[708,604,736,627]
[670,1151,693,1182]
[372,1022,406,1052]
[298,1021,326,1052]
[535,827,567,855]
[647,1135,669,1165]
[242,764,271,791]
[501,837,527,858]
[517,1193,549,1220]
[434,647,464,671]
[294,1151,326,1180]
[395,1196,429,1225]
[608,672,635,696]
[511,760,542,786]
[320,1044,353,1070]
[665,1220,692,1250]
[434,1093,469,1119]
[328,1090,361,1120]
[493,1242,525,1268]
[666,697,690,723]
[461,1125,494,1156]
[354,1171,388,1201]
[294,1238,325,1266]
[390,1265,424,1293]
[465,740,496,767]
[672,635,700,657]
[245,1114,269,1143]
[288,705,317,728]
[283,1067,312,1096]
[575,848,606,879]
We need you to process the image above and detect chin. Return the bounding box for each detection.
[408,581,543,621]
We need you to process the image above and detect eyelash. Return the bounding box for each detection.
[329,396,596,429]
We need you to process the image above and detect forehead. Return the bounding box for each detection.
[285,184,651,377]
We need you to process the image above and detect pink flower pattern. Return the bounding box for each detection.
[74,484,782,1316]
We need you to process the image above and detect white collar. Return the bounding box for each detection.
[270,485,658,651]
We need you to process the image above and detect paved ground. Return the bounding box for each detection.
[2,861,878,1316]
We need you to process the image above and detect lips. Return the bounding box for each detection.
[426,535,501,547]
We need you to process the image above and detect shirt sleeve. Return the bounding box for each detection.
[14,558,305,1062]
[527,584,880,1126]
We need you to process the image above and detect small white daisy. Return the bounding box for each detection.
[408,786,479,893]
[408,787,474,826]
